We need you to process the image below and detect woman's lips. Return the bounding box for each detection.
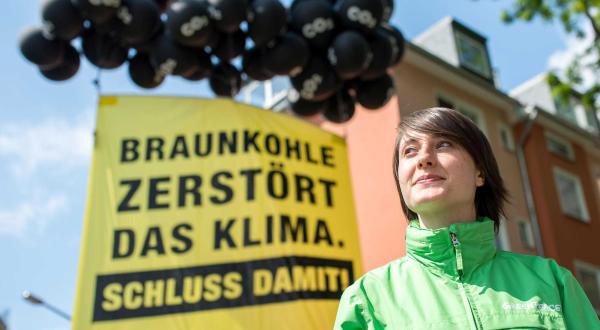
[414,177,444,185]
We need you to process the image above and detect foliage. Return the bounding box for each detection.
[502,0,600,110]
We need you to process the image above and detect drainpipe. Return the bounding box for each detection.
[515,104,545,257]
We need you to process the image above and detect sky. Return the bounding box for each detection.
[0,0,580,329]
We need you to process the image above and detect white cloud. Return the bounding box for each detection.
[547,19,598,90]
[0,110,94,238]
[0,192,67,238]
[0,110,94,177]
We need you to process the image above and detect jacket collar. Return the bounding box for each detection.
[406,217,497,278]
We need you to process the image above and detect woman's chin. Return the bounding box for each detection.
[411,192,447,207]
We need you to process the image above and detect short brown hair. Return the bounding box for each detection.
[392,107,509,232]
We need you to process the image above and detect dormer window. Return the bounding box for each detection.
[413,17,495,84]
[455,30,492,79]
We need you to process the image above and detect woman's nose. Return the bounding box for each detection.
[417,151,434,168]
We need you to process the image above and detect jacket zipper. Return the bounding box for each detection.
[450,231,480,330]
[450,232,464,277]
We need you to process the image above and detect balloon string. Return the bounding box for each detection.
[93,68,102,96]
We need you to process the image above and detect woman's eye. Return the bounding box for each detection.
[437,141,451,148]
[403,147,416,156]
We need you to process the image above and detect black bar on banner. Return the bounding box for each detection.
[93,255,354,321]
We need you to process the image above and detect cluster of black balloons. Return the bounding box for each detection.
[19,0,404,123]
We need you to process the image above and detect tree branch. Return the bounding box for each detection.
[582,0,600,42]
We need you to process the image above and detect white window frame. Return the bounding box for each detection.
[574,103,591,131]
[595,168,600,207]
[573,260,600,314]
[454,30,492,78]
[516,219,535,249]
[435,91,488,136]
[545,130,576,161]
[496,216,511,251]
[497,122,515,152]
[553,166,590,223]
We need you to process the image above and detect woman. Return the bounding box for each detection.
[334,107,599,329]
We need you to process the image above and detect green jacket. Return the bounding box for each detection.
[334,218,599,329]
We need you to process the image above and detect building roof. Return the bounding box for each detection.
[401,41,522,116]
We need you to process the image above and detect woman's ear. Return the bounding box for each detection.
[476,170,485,187]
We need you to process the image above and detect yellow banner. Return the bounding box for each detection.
[72,95,362,329]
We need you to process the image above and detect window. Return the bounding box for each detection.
[437,97,455,109]
[554,97,577,123]
[545,131,575,161]
[553,96,600,133]
[584,106,600,133]
[574,261,600,314]
[553,167,590,222]
[436,93,487,135]
[454,31,491,78]
[458,108,478,123]
[497,123,515,151]
[517,220,535,249]
[456,106,487,135]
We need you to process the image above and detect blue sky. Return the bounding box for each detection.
[0,1,572,329]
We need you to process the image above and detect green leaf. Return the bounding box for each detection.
[571,0,586,13]
[500,10,514,23]
[547,73,561,87]
[518,7,536,20]
[581,92,594,108]
[540,5,554,19]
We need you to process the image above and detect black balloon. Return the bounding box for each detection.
[328,30,371,80]
[167,0,214,47]
[381,0,393,22]
[72,0,122,24]
[91,13,120,35]
[212,30,246,61]
[334,0,382,33]
[19,27,65,67]
[324,88,355,123]
[21,0,407,99]
[207,0,247,33]
[42,0,84,41]
[39,43,80,81]
[153,0,170,11]
[242,47,273,81]
[209,62,242,97]
[205,29,221,49]
[182,67,208,81]
[115,0,161,45]
[356,74,395,110]
[360,27,394,80]
[82,28,128,69]
[288,88,328,116]
[128,52,164,88]
[290,57,340,101]
[181,50,212,80]
[290,0,336,50]
[130,21,164,52]
[150,35,200,77]
[248,0,286,47]
[263,32,310,76]
[380,23,405,66]
[290,0,335,12]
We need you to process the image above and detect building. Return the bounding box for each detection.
[511,73,600,313]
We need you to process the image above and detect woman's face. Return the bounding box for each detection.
[397,131,484,216]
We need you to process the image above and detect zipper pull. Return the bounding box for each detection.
[450,232,464,277]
